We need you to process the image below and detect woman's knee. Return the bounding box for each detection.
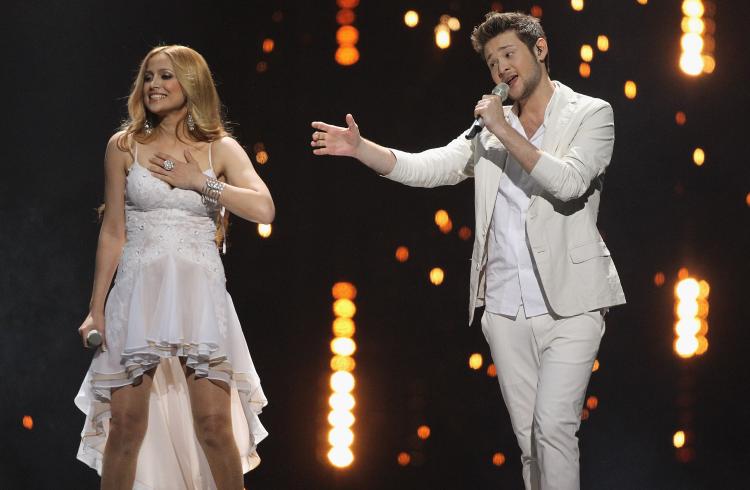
[194,412,233,448]
[109,408,148,448]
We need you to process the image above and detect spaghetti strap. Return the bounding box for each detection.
[208,141,214,173]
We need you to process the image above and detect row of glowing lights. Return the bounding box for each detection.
[334,0,360,66]
[673,274,710,358]
[679,1,716,76]
[328,282,358,468]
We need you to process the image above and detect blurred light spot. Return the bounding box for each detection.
[447,17,461,31]
[337,0,359,8]
[331,370,355,393]
[397,452,411,466]
[395,246,410,262]
[673,430,686,448]
[328,427,354,447]
[336,25,359,45]
[329,393,356,411]
[702,54,716,74]
[256,61,268,73]
[580,44,594,62]
[469,353,483,370]
[675,318,700,337]
[404,10,419,28]
[328,446,354,467]
[581,408,590,420]
[675,111,687,126]
[674,336,699,358]
[333,298,356,318]
[458,226,472,240]
[333,318,356,337]
[257,223,272,238]
[682,0,705,17]
[328,410,354,428]
[586,395,599,410]
[692,147,705,166]
[439,219,453,234]
[330,354,356,372]
[678,267,689,280]
[435,23,451,49]
[491,2,503,12]
[530,5,543,18]
[680,52,704,76]
[592,358,600,372]
[337,9,356,25]
[624,80,637,99]
[487,363,497,377]
[698,280,711,299]
[256,150,269,164]
[579,62,591,79]
[654,272,666,287]
[262,38,275,53]
[331,337,357,357]
[429,267,445,286]
[682,16,705,34]
[597,35,610,51]
[22,415,33,430]
[681,33,704,53]
[332,282,357,300]
[434,209,450,227]
[335,45,360,66]
[417,425,431,440]
[637,0,648,4]
[571,0,584,12]
[746,193,750,207]
[492,452,506,466]
[696,335,709,355]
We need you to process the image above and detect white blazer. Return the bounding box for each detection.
[385,82,626,324]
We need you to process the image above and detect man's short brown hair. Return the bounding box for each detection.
[471,12,550,73]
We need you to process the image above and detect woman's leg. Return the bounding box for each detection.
[186,370,243,490]
[100,370,154,490]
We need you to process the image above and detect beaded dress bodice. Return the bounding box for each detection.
[118,160,224,284]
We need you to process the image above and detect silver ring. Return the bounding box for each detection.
[163,159,174,171]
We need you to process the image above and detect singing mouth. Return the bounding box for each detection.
[506,75,518,87]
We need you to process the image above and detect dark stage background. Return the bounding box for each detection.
[2,1,749,488]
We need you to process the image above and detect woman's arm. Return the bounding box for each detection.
[78,132,128,348]
[208,137,275,224]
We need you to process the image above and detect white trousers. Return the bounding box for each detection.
[481,307,604,490]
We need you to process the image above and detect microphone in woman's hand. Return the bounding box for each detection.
[87,330,102,348]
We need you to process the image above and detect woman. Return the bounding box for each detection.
[75,45,273,490]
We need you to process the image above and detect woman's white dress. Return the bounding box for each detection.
[75,145,268,489]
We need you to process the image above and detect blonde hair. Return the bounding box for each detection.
[117,45,229,151]
[115,45,231,250]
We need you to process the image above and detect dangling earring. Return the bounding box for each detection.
[187,113,196,132]
[144,118,153,135]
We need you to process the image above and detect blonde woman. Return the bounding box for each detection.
[75,45,273,489]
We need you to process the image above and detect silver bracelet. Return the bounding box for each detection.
[201,177,225,206]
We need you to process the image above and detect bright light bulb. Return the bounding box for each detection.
[327,446,354,467]
[330,371,355,393]
[328,409,355,428]
[329,393,356,411]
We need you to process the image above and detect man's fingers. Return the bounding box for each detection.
[345,113,357,129]
[311,121,338,132]
[312,147,330,156]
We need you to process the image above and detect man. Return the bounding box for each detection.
[311,11,625,490]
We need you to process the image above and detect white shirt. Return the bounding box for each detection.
[485,90,558,318]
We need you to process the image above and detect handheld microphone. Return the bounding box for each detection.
[87,329,102,348]
[465,82,509,139]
